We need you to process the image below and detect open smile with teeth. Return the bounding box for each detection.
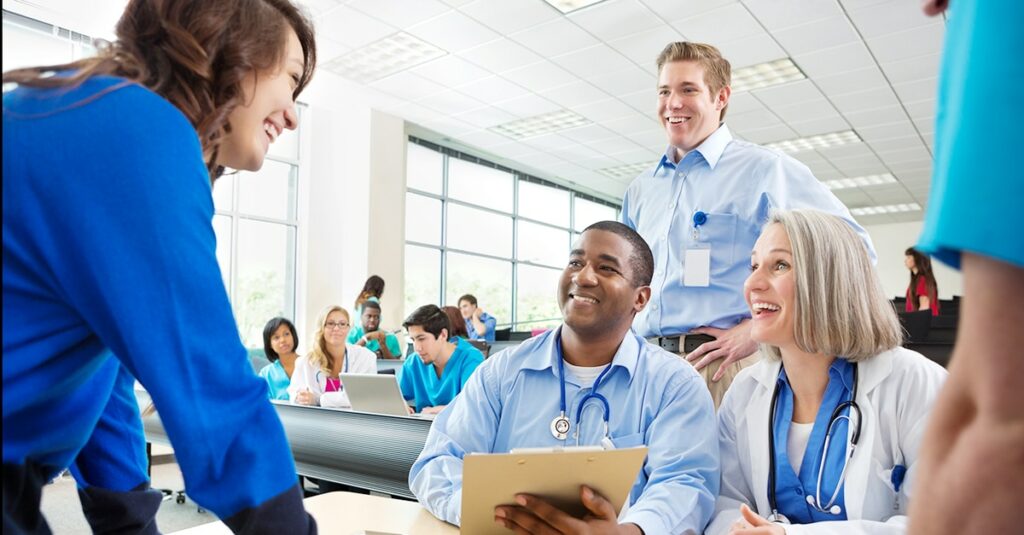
[752,302,781,316]
[263,121,282,143]
[570,293,599,305]
[666,116,689,125]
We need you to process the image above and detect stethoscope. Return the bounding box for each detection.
[315,349,349,391]
[549,332,615,446]
[766,363,862,523]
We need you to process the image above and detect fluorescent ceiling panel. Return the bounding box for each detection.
[324,32,445,83]
[490,109,592,140]
[823,173,897,190]
[850,202,921,216]
[732,58,807,92]
[542,0,609,14]
[596,162,651,181]
[765,130,862,153]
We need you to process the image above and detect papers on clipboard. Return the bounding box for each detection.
[461,446,648,534]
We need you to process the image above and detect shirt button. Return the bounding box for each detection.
[651,303,659,310]
[795,487,805,496]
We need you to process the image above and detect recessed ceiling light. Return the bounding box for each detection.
[490,110,592,140]
[323,32,446,83]
[731,58,806,92]
[542,0,609,14]
[850,203,921,216]
[596,162,651,181]
[823,173,897,190]
[765,130,862,153]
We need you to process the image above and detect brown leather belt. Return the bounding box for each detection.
[650,333,716,354]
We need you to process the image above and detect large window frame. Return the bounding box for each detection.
[404,137,620,331]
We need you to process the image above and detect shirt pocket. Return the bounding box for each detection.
[697,212,738,276]
[609,431,646,449]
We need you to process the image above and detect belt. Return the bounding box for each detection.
[650,333,716,354]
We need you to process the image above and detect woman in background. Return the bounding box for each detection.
[442,305,469,339]
[354,275,385,311]
[904,248,940,316]
[289,305,376,408]
[259,317,300,400]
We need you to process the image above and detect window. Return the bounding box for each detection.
[404,138,619,330]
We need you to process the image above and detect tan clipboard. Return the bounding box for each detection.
[460,446,648,534]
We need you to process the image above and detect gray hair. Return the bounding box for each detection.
[760,209,902,362]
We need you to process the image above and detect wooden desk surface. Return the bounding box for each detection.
[171,492,458,534]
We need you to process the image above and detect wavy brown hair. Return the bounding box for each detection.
[2,0,316,181]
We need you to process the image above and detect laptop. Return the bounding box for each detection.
[339,373,435,419]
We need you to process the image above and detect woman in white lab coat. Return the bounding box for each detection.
[288,305,377,408]
[707,210,947,535]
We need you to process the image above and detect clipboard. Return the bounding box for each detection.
[461,446,648,534]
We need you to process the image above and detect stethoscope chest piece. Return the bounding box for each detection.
[551,414,570,441]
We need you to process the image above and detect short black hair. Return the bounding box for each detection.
[458,294,478,306]
[361,300,381,313]
[262,317,298,363]
[581,221,654,287]
[403,304,451,339]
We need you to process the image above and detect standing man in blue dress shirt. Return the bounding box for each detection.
[621,42,873,406]
[410,221,719,535]
[458,294,497,343]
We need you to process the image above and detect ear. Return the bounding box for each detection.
[439,328,449,341]
[715,85,731,112]
[632,286,652,314]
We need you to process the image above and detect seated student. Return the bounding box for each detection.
[348,300,403,360]
[410,221,719,535]
[289,305,376,408]
[399,305,484,415]
[708,210,947,535]
[353,274,385,311]
[458,294,497,343]
[259,317,300,400]
[442,305,470,339]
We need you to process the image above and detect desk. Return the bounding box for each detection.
[144,403,432,498]
[171,491,457,534]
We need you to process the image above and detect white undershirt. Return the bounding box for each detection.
[787,422,815,473]
[562,360,608,388]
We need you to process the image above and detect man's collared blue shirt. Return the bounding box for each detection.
[399,337,484,412]
[409,327,720,535]
[465,312,497,343]
[258,360,290,401]
[621,124,875,337]
[772,359,855,524]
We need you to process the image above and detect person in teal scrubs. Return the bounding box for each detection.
[400,305,484,414]
[258,317,299,400]
[347,300,402,359]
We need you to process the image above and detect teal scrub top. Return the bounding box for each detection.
[258,360,290,401]
[347,325,403,358]
[399,337,484,413]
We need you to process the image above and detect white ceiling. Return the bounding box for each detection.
[4,0,946,223]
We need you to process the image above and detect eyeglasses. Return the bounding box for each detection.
[325,321,349,330]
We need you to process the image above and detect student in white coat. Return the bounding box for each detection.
[707,210,947,535]
[289,305,377,408]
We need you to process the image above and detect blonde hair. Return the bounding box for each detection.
[307,305,350,375]
[656,41,732,119]
[761,210,902,362]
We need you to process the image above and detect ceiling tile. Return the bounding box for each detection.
[521,133,578,152]
[606,25,684,72]
[819,142,875,160]
[585,135,646,156]
[815,67,889,98]
[834,188,875,205]
[625,129,667,148]
[318,5,397,48]
[742,0,843,30]
[370,70,447,101]
[458,39,544,73]
[789,115,852,137]
[726,108,782,131]
[829,87,901,114]
[618,88,656,115]
[558,123,620,143]
[640,0,738,21]
[892,78,938,104]
[735,123,798,144]
[511,17,601,58]
[879,52,942,85]
[726,93,766,115]
[590,66,657,97]
[551,44,636,79]
[454,105,519,129]
[867,135,927,153]
[845,0,935,39]
[459,0,561,34]
[406,10,501,53]
[671,3,763,42]
[600,113,661,136]
[903,99,935,121]
[771,98,840,124]
[791,42,874,78]
[865,22,944,64]
[715,32,787,69]
[772,16,859,56]
[608,146,661,165]
[540,80,613,108]
[456,128,519,149]
[418,115,478,137]
[569,0,665,42]
[887,159,931,176]
[417,90,486,116]
[346,0,451,29]
[492,93,561,118]
[297,0,344,17]
[411,55,493,87]
[501,61,580,93]
[843,105,907,130]
[569,98,643,122]
[316,36,351,64]
[457,75,531,103]
[751,80,826,108]
[856,120,920,142]
[876,145,933,164]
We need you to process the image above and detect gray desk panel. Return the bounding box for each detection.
[143,402,432,499]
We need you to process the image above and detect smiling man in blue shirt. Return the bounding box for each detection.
[621,42,873,407]
[410,221,719,535]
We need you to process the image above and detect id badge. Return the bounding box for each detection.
[684,246,711,287]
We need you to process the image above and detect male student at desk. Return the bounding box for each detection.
[410,221,719,535]
[400,304,485,415]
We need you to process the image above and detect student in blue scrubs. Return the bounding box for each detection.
[399,305,484,415]
[910,2,1024,534]
[2,0,317,532]
[410,221,719,535]
[259,317,300,401]
[348,300,403,360]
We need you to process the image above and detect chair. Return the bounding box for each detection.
[494,327,511,341]
[899,310,932,344]
[466,339,491,358]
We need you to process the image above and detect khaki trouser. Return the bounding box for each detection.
[680,348,760,409]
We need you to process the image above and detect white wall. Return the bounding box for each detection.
[863,220,962,300]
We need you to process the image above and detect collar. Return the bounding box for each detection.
[754,350,895,395]
[777,357,855,392]
[518,326,640,382]
[652,123,733,176]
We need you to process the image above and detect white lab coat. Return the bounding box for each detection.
[706,347,947,535]
[287,344,378,408]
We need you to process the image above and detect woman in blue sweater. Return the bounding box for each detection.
[2,0,317,532]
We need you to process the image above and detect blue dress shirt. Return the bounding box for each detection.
[400,337,484,412]
[772,359,854,524]
[621,125,875,337]
[409,327,720,535]
[258,361,290,401]
[465,312,497,343]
